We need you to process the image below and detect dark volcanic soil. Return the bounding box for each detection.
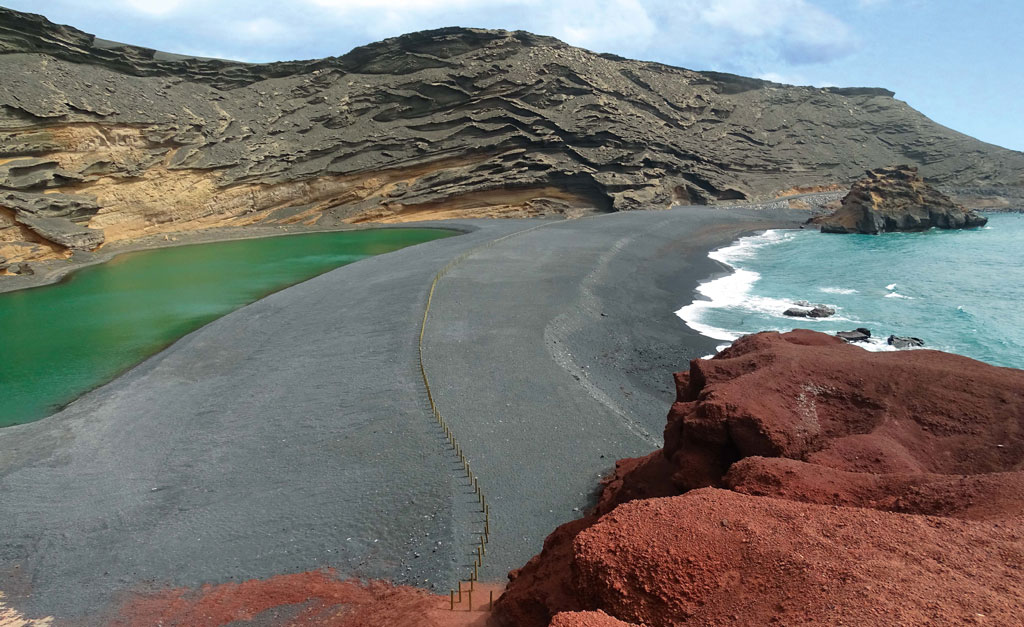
[0,206,805,623]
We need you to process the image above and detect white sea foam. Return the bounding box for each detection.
[885,292,913,299]
[709,229,795,266]
[677,230,799,341]
[858,337,900,352]
[676,268,760,341]
[820,286,858,295]
[886,283,897,290]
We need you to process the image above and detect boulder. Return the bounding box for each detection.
[817,165,988,234]
[783,304,834,318]
[664,330,1023,483]
[836,327,872,342]
[495,330,1024,627]
[888,335,925,348]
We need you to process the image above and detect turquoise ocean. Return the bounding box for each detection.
[677,212,1023,369]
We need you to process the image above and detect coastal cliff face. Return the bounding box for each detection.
[818,165,989,233]
[2,8,1024,268]
[495,330,1024,626]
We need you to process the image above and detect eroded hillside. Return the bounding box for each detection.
[1,7,1022,266]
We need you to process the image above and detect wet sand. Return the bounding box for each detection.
[0,206,804,621]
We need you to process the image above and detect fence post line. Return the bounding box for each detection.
[419,223,554,592]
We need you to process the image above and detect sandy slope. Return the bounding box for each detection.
[0,206,802,621]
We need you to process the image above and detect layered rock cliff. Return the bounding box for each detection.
[2,7,1024,267]
[818,164,989,233]
[496,330,1024,626]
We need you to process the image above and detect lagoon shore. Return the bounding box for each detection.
[0,206,804,621]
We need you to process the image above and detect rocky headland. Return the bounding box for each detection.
[817,165,989,233]
[2,7,1023,271]
[495,330,1024,626]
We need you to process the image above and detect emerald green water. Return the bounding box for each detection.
[0,228,453,427]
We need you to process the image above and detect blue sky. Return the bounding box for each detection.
[4,0,1023,151]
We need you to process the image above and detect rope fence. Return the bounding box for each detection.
[416,221,555,611]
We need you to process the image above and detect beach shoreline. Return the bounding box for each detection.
[0,221,480,295]
[0,205,806,621]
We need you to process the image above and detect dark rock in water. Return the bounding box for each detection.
[888,335,925,349]
[784,304,835,318]
[836,328,872,342]
[817,165,989,234]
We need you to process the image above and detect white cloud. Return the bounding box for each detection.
[118,0,193,17]
[694,0,857,64]
[544,0,657,52]
[45,0,863,74]
[232,17,291,42]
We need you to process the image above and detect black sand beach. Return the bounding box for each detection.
[0,206,804,621]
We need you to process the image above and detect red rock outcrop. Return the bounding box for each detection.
[572,490,1024,626]
[665,329,1023,488]
[495,330,1024,627]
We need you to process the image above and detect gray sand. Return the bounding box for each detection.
[0,206,803,621]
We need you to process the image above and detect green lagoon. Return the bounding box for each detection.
[0,228,453,427]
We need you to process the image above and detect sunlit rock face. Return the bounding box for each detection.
[2,7,1023,266]
[818,165,989,234]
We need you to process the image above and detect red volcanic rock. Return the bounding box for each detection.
[665,329,1024,488]
[725,456,1024,521]
[496,330,1024,627]
[572,490,1024,626]
[549,610,640,626]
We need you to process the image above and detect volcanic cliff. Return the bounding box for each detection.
[2,7,1024,268]
[818,164,989,233]
[496,330,1024,626]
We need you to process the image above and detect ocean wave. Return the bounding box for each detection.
[677,266,760,341]
[678,229,844,342]
[884,292,913,299]
[820,286,858,295]
[886,283,897,290]
[709,229,796,266]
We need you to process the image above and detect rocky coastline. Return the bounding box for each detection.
[495,329,1024,626]
[816,165,988,234]
[2,6,1023,626]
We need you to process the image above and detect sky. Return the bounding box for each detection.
[3,0,1022,151]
